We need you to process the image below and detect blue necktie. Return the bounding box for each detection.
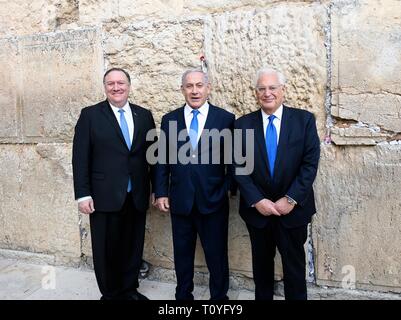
[189,109,200,149]
[265,114,277,178]
[118,109,132,192]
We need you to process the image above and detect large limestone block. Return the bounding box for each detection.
[103,18,204,125]
[79,0,185,26]
[20,29,104,142]
[0,38,19,140]
[332,93,401,134]
[313,144,401,292]
[143,208,175,270]
[330,124,388,146]
[0,0,48,37]
[184,0,282,14]
[205,3,327,134]
[332,0,401,94]
[331,0,401,141]
[0,0,80,36]
[0,144,81,265]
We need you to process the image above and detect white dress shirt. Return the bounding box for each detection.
[184,102,209,143]
[262,104,283,145]
[77,100,134,203]
[109,101,134,143]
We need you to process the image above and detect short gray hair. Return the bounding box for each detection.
[181,68,209,85]
[254,67,286,87]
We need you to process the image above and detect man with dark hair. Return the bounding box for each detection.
[72,68,155,300]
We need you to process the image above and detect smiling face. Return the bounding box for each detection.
[181,71,211,109]
[255,72,285,114]
[104,70,130,108]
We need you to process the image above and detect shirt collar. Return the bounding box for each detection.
[261,104,283,121]
[109,101,130,113]
[184,101,209,117]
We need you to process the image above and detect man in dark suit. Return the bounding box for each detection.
[154,69,235,300]
[234,67,320,300]
[72,68,155,300]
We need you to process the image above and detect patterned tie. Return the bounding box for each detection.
[265,114,277,178]
[189,109,200,149]
[118,109,132,192]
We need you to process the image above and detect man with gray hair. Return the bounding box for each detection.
[234,67,320,300]
[154,68,235,300]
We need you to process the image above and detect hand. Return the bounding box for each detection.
[156,197,170,212]
[274,197,295,215]
[151,193,157,207]
[78,199,95,214]
[255,199,280,216]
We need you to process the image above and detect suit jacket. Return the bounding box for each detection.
[154,103,235,215]
[234,105,320,228]
[72,100,156,213]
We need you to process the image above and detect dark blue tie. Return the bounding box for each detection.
[189,109,200,149]
[118,109,132,192]
[265,114,277,178]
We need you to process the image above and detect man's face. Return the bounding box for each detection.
[181,72,211,109]
[104,70,130,108]
[255,73,285,114]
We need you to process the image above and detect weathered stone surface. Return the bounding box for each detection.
[79,214,92,267]
[79,0,185,26]
[332,93,401,134]
[205,4,327,133]
[313,144,401,292]
[20,29,104,142]
[0,0,80,37]
[332,0,401,94]
[0,144,81,265]
[331,123,389,146]
[184,0,283,14]
[103,18,204,125]
[331,0,401,138]
[0,0,48,37]
[0,38,20,140]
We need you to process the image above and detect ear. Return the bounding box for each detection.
[206,82,212,94]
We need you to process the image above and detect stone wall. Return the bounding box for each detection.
[0,0,400,294]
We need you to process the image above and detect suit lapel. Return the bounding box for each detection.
[100,100,127,148]
[273,105,291,179]
[202,103,218,132]
[254,110,270,175]
[197,103,218,153]
[130,104,140,152]
[177,106,190,148]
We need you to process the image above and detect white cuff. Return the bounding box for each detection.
[77,196,92,203]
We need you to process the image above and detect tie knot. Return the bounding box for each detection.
[268,114,276,122]
[118,109,125,114]
[192,109,200,117]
